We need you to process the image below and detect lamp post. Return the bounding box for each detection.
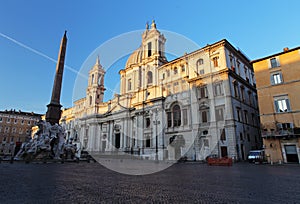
[153,108,160,161]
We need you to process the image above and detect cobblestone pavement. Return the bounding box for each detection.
[0,161,299,203]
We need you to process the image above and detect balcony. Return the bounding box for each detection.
[262,128,297,138]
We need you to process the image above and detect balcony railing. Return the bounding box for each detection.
[262,129,296,137]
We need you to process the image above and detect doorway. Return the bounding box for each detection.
[102,141,106,152]
[241,144,245,160]
[284,145,299,163]
[115,133,120,149]
[221,146,228,157]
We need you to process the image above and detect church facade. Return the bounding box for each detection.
[61,21,261,161]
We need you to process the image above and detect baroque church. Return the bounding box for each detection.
[61,21,261,161]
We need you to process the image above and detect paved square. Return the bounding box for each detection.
[0,162,299,203]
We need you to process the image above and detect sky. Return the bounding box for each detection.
[0,0,300,114]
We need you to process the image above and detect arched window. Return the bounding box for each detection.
[89,96,92,105]
[147,71,153,85]
[174,67,178,75]
[196,59,204,74]
[197,58,204,66]
[98,74,102,85]
[128,79,132,91]
[173,105,181,127]
[91,74,94,85]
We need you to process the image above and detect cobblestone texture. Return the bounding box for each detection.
[0,162,299,203]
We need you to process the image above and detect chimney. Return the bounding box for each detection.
[283,47,289,52]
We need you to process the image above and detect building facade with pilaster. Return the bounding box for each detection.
[62,21,261,161]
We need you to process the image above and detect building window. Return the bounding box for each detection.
[145,118,151,128]
[145,136,151,147]
[240,132,243,141]
[7,118,10,123]
[0,117,2,122]
[237,108,242,122]
[248,91,252,106]
[240,86,245,101]
[128,79,132,91]
[199,69,204,75]
[234,83,239,98]
[3,137,6,142]
[89,96,92,105]
[201,110,209,123]
[197,86,208,98]
[220,129,226,141]
[28,121,31,125]
[147,71,153,85]
[21,120,24,125]
[91,74,94,85]
[183,109,188,125]
[173,67,178,75]
[271,72,283,85]
[213,57,219,67]
[244,67,249,82]
[10,137,14,142]
[167,105,182,128]
[244,110,248,124]
[147,42,152,57]
[166,70,170,77]
[197,58,204,66]
[214,83,223,96]
[167,112,172,127]
[196,59,204,73]
[181,65,185,72]
[215,107,224,121]
[173,105,181,127]
[274,97,291,112]
[251,113,255,126]
[270,57,279,68]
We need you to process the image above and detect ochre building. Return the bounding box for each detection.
[252,46,300,164]
[0,109,42,156]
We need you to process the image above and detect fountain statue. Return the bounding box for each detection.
[15,31,80,162]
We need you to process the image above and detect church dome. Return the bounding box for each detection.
[125,46,143,68]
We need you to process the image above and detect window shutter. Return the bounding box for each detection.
[286,99,291,111]
[274,100,279,112]
[276,57,280,67]
[280,72,283,83]
[270,74,275,85]
[267,59,271,68]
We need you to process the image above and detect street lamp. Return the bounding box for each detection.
[153,108,160,161]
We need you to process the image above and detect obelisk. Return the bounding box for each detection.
[46,31,67,125]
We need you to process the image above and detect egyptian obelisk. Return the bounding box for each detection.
[46,31,67,125]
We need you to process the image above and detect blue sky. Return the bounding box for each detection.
[0,0,300,114]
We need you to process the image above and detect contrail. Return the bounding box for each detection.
[0,32,119,96]
[0,32,87,79]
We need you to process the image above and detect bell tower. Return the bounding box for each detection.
[86,56,106,107]
[141,20,167,66]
